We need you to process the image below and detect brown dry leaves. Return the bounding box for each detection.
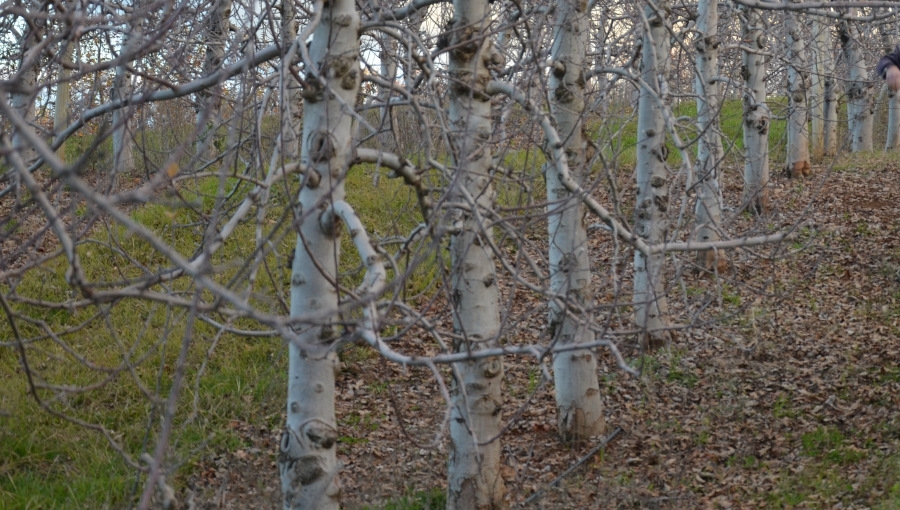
[184,158,900,509]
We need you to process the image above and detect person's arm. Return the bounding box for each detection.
[877,47,900,92]
[887,65,900,92]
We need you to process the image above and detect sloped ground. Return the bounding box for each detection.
[184,156,900,509]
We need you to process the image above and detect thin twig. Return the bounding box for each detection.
[521,427,623,507]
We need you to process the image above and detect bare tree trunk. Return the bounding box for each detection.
[279,0,361,507]
[785,10,811,178]
[842,14,873,152]
[112,11,138,176]
[545,0,605,442]
[822,47,839,156]
[377,32,399,154]
[740,5,770,214]
[693,0,726,272]
[633,0,672,349]
[196,0,233,162]
[54,41,74,163]
[9,0,45,170]
[445,0,506,506]
[279,0,301,162]
[809,18,827,160]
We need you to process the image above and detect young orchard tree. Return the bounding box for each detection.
[278,0,361,507]
[111,4,141,176]
[8,0,46,169]
[819,24,839,156]
[545,0,606,441]
[841,13,873,153]
[810,17,837,158]
[633,0,673,348]
[443,0,507,505]
[784,9,811,178]
[196,0,233,160]
[739,4,770,214]
[279,0,301,161]
[692,0,727,272]
[53,39,74,162]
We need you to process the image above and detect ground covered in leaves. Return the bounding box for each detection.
[184,156,900,509]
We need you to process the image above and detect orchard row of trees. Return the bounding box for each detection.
[1,0,899,508]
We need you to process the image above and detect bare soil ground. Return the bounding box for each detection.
[183,158,900,509]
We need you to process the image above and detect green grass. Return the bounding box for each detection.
[0,91,858,508]
[0,160,441,507]
[588,97,789,168]
[363,488,447,510]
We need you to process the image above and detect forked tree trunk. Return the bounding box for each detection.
[377,32,399,155]
[785,10,811,178]
[693,0,726,272]
[445,0,506,506]
[842,14,873,152]
[633,0,672,349]
[278,0,361,507]
[740,5,770,214]
[545,0,605,442]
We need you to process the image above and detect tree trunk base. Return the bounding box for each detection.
[698,249,729,275]
[640,329,676,351]
[786,160,811,178]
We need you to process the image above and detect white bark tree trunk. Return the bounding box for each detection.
[445,0,506,506]
[633,0,672,349]
[693,0,726,272]
[545,0,605,442]
[279,0,301,161]
[822,45,839,156]
[54,42,74,163]
[112,13,138,176]
[197,0,233,160]
[740,5,770,214]
[785,10,811,178]
[9,0,45,169]
[279,0,361,507]
[377,33,399,155]
[809,19,828,160]
[842,14,873,152]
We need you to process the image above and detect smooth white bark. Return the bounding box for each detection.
[740,6,770,214]
[445,0,506,506]
[54,42,74,163]
[633,0,672,348]
[279,0,361,507]
[197,0,233,160]
[822,40,839,156]
[693,0,726,271]
[545,0,605,441]
[842,14,873,152]
[809,19,828,159]
[785,10,811,178]
[112,12,139,176]
[9,0,44,168]
[279,0,301,161]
